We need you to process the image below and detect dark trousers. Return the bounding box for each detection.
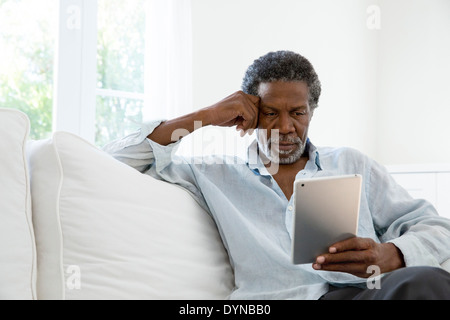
[320,266,450,300]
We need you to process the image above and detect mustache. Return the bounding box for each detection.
[268,135,303,145]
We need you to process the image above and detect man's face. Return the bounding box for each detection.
[256,81,313,165]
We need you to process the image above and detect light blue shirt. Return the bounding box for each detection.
[103,120,450,300]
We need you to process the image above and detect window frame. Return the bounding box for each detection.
[53,0,192,145]
[53,0,98,143]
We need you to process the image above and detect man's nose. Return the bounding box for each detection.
[276,113,295,135]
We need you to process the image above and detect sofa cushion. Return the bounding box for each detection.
[0,108,36,300]
[27,132,234,300]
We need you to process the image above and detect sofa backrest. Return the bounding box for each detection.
[0,108,36,300]
[27,131,234,300]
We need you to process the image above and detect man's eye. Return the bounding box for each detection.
[264,112,276,116]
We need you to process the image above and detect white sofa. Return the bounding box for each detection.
[1,108,234,300]
[1,108,449,300]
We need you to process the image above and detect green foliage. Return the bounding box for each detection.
[95,0,146,147]
[0,0,56,140]
[97,0,145,92]
[0,0,146,145]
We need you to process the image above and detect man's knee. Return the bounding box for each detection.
[372,266,450,300]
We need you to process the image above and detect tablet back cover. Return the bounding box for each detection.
[292,174,362,264]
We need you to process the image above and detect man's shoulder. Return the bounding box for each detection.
[315,145,384,175]
[316,145,368,160]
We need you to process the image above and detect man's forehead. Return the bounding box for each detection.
[258,81,309,104]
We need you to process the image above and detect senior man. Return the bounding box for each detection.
[104,50,450,299]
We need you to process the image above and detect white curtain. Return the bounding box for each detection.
[144,0,193,122]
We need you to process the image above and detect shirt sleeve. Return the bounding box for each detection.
[368,158,450,268]
[102,120,210,213]
[102,120,175,173]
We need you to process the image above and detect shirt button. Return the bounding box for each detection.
[288,206,293,211]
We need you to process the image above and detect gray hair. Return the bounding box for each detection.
[241,50,322,110]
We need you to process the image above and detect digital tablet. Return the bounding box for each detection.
[291,174,362,264]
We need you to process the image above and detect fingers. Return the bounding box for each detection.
[207,90,260,136]
[329,237,374,253]
[313,254,375,278]
[312,238,379,278]
[314,249,373,266]
[236,92,260,136]
[246,93,261,106]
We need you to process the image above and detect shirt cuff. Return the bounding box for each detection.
[102,120,165,154]
[138,119,183,173]
[388,234,442,268]
[102,119,183,174]
[147,137,183,173]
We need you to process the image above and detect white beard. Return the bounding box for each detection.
[256,129,306,165]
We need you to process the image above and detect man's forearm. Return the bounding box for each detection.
[148,91,260,146]
[147,109,212,146]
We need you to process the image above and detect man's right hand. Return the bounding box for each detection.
[204,91,260,135]
[148,91,260,146]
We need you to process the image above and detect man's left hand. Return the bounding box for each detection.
[312,237,405,278]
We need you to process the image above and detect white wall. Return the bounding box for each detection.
[190,0,450,166]
[377,0,450,165]
[190,0,379,160]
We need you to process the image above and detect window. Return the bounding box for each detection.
[0,0,57,140]
[54,0,146,147]
[1,0,192,147]
[96,0,146,147]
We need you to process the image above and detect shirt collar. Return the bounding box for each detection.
[246,138,322,176]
